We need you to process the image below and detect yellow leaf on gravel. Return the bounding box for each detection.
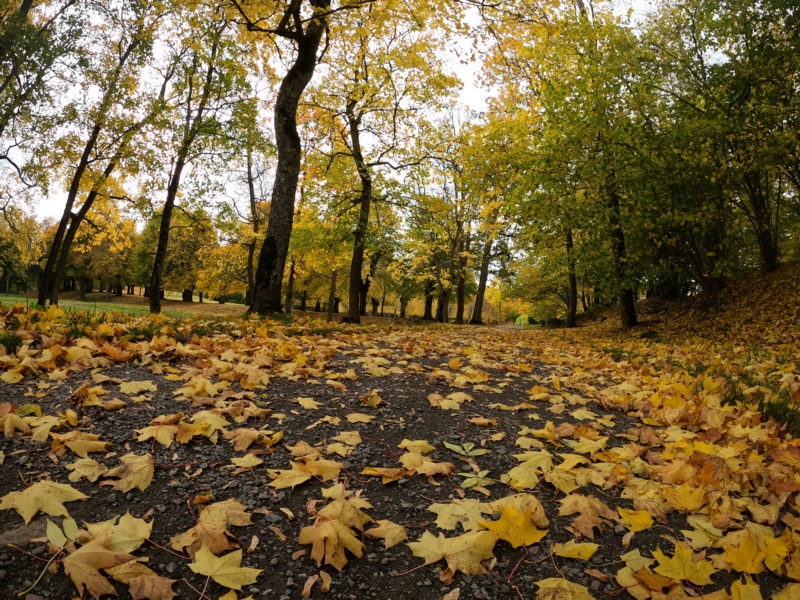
[267,463,313,489]
[299,518,365,571]
[429,499,486,532]
[63,537,136,599]
[552,540,599,560]
[618,508,654,532]
[1,370,23,384]
[101,399,126,411]
[188,545,261,590]
[66,458,109,483]
[360,466,409,483]
[620,549,655,572]
[0,412,29,435]
[534,578,594,599]
[468,417,498,427]
[333,431,362,446]
[399,439,435,453]
[483,494,550,529]
[479,506,548,548]
[346,413,375,423]
[407,530,498,575]
[297,397,322,410]
[365,520,408,549]
[128,573,178,600]
[171,499,252,557]
[119,380,157,394]
[86,511,153,553]
[0,480,88,524]
[231,455,263,468]
[653,545,716,585]
[100,453,154,492]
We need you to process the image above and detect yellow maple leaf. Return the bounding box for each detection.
[365,520,408,549]
[618,508,654,532]
[407,530,498,575]
[0,480,88,524]
[100,453,154,492]
[653,545,716,585]
[188,545,262,590]
[552,540,599,560]
[63,538,136,599]
[725,531,767,574]
[479,506,548,548]
[534,577,594,599]
[299,518,365,571]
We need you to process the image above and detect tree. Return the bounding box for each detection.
[36,0,170,307]
[148,2,252,313]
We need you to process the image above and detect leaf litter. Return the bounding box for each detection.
[0,304,798,598]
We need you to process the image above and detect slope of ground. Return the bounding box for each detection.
[0,300,798,600]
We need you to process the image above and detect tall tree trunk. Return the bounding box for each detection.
[285,259,295,312]
[380,289,385,317]
[182,288,193,302]
[250,1,330,314]
[469,238,492,325]
[455,232,469,325]
[344,102,372,324]
[149,156,186,314]
[606,174,638,329]
[371,297,379,317]
[246,147,259,306]
[149,39,218,314]
[300,289,307,312]
[436,291,449,323]
[423,283,434,320]
[399,296,408,318]
[326,269,337,322]
[565,228,577,328]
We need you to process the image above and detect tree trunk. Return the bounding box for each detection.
[149,39,219,314]
[149,155,186,314]
[400,296,408,318]
[333,297,340,313]
[469,238,492,325]
[300,289,307,312]
[250,1,331,314]
[343,101,372,324]
[606,174,638,329]
[326,269,337,322]
[246,147,259,307]
[436,291,449,323]
[182,288,193,302]
[455,232,469,325]
[422,285,434,320]
[314,298,321,312]
[371,297,379,316]
[285,259,295,312]
[565,228,577,328]
[380,289,385,317]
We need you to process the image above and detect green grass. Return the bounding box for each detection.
[0,293,191,318]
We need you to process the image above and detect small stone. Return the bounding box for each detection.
[286,577,294,587]
[380,558,389,565]
[107,493,116,503]
[590,580,601,591]
[270,558,279,566]
[165,563,176,574]
[614,524,626,535]
[155,505,166,513]
[16,454,28,466]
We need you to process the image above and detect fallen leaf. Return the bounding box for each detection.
[188,545,262,590]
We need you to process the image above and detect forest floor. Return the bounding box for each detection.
[0,265,798,600]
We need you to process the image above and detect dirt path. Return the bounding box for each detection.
[0,321,794,599]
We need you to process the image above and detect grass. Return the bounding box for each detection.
[0,293,193,318]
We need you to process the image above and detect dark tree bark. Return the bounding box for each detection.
[565,228,578,328]
[422,284,434,320]
[314,298,321,312]
[333,297,340,313]
[285,259,295,312]
[342,99,373,324]
[370,297,379,316]
[399,296,409,318]
[300,289,307,312]
[245,147,260,306]
[606,174,638,329]
[469,238,492,325]
[326,269,337,322]
[247,0,331,314]
[435,291,449,323]
[181,288,193,302]
[455,231,469,324]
